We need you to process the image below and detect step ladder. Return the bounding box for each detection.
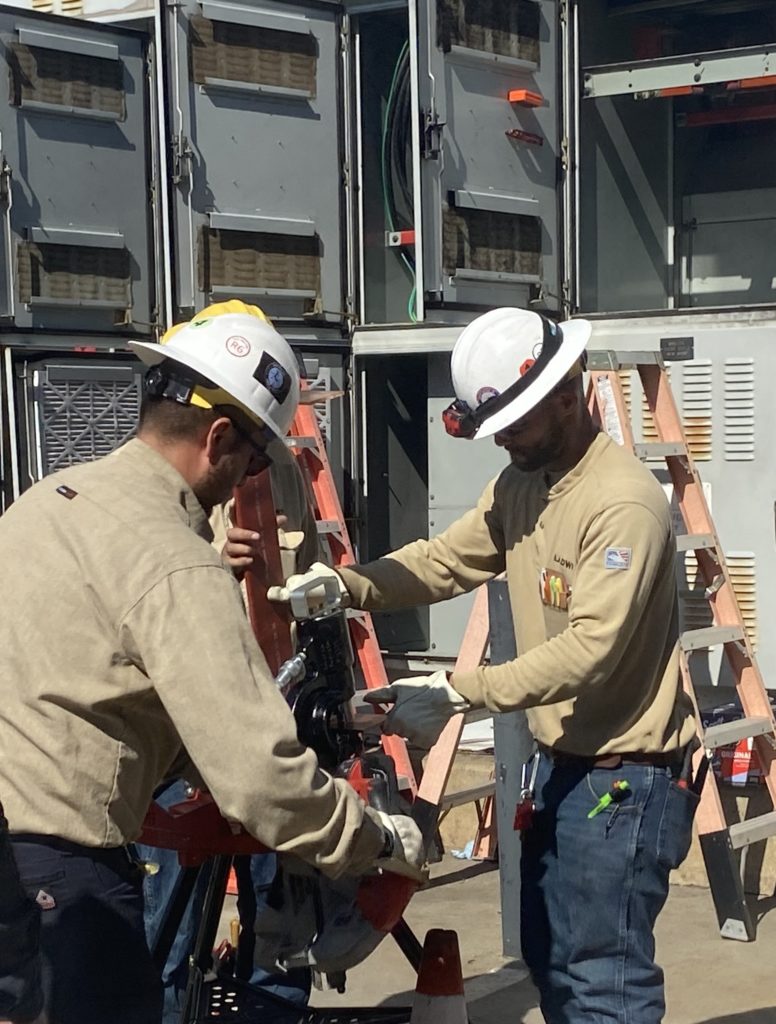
[287,393,417,796]
[587,349,776,941]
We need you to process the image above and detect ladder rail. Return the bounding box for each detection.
[288,400,417,796]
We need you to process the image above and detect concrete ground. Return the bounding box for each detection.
[299,856,776,1024]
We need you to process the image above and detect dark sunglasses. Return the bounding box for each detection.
[226,415,273,475]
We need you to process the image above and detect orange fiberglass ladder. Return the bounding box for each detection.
[287,394,416,797]
[587,349,776,942]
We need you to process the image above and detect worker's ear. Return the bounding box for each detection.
[204,415,235,463]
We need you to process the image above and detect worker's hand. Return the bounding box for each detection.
[222,526,262,575]
[373,811,426,882]
[362,670,470,749]
[266,561,350,615]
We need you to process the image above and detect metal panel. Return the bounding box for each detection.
[680,189,776,308]
[415,0,562,312]
[0,9,154,333]
[167,0,345,323]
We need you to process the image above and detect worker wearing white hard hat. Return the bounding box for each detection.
[0,301,424,1024]
[272,306,698,1022]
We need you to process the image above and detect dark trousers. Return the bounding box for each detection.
[521,753,699,1024]
[11,835,163,1024]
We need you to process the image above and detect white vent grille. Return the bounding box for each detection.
[724,358,755,462]
[681,360,712,462]
[726,551,758,651]
[681,550,757,651]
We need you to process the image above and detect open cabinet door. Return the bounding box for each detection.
[413,0,564,314]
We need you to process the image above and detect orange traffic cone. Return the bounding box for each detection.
[410,929,467,1024]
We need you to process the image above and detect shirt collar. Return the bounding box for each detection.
[111,438,214,543]
[545,431,610,500]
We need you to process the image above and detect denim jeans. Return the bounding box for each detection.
[136,781,310,1024]
[11,836,163,1024]
[520,752,699,1024]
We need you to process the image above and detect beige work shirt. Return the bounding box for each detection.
[339,432,696,757]
[0,439,383,875]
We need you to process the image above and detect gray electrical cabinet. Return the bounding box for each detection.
[166,0,346,324]
[0,7,155,334]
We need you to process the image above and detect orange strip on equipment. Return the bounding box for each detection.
[507,88,543,107]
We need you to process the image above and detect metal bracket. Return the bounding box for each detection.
[421,109,445,160]
[170,132,193,185]
[704,574,725,600]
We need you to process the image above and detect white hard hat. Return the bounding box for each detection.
[446,308,592,439]
[130,310,300,440]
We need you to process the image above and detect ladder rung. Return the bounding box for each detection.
[729,812,776,850]
[676,533,716,553]
[704,716,775,751]
[440,781,496,811]
[586,350,664,371]
[316,519,341,535]
[286,436,318,449]
[633,442,687,459]
[680,625,746,652]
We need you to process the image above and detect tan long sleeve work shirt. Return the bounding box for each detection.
[0,439,383,876]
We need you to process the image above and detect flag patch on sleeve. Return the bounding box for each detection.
[604,547,632,570]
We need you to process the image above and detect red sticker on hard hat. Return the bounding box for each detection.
[226,335,251,358]
[519,358,536,377]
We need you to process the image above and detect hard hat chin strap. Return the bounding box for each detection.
[443,315,565,438]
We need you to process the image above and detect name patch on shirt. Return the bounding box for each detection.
[540,568,570,611]
[604,547,632,570]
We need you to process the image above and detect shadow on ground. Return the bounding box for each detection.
[696,1014,776,1024]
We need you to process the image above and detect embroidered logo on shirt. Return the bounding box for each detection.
[540,569,570,610]
[56,485,78,500]
[35,890,56,911]
[604,547,632,570]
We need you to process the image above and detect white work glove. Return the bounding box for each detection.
[266,561,350,616]
[362,670,470,749]
[373,810,426,882]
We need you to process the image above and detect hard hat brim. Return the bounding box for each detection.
[472,317,592,439]
[129,338,278,436]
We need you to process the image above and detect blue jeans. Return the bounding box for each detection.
[136,782,310,1024]
[520,752,698,1024]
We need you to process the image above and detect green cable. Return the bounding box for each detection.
[380,42,417,322]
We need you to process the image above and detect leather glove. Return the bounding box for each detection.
[266,561,351,616]
[373,811,426,882]
[362,670,470,749]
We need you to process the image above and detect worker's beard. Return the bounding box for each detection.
[194,447,248,515]
[505,419,566,473]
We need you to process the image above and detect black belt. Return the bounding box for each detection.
[10,833,136,868]
[538,743,684,772]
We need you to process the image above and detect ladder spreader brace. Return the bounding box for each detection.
[588,349,776,942]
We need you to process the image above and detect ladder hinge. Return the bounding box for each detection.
[560,136,570,172]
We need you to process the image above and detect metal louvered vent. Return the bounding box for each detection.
[679,550,715,636]
[199,228,321,312]
[724,358,755,462]
[30,364,141,477]
[189,16,317,95]
[9,43,124,118]
[681,360,712,462]
[726,551,758,651]
[443,207,541,278]
[17,243,131,312]
[437,0,540,62]
[640,366,670,460]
